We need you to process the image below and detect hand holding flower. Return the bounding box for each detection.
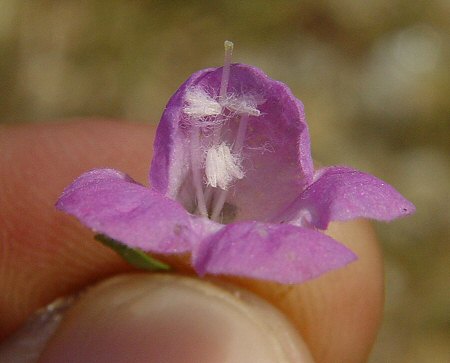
[1,120,385,362]
[0,42,414,362]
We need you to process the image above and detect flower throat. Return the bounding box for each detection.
[184,41,260,223]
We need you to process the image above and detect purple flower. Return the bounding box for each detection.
[56,50,415,284]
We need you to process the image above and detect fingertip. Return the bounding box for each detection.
[0,120,155,339]
[222,220,384,363]
[38,274,314,363]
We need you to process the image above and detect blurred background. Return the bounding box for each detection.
[0,1,448,361]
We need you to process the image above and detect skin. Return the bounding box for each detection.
[0,120,384,362]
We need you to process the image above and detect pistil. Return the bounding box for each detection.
[190,41,256,222]
[219,41,234,101]
[213,40,234,145]
[204,40,234,216]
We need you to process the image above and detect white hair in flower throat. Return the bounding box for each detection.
[183,41,262,222]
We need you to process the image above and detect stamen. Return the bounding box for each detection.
[234,114,249,152]
[210,114,249,221]
[193,42,263,221]
[184,88,222,118]
[210,188,229,222]
[190,127,208,217]
[224,94,261,116]
[205,40,234,213]
[205,143,243,191]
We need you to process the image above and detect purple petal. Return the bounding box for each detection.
[192,221,356,284]
[275,166,416,229]
[56,168,197,253]
[150,67,214,197]
[150,64,314,221]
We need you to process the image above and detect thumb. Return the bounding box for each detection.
[28,274,313,363]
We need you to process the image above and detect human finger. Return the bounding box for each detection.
[0,121,383,362]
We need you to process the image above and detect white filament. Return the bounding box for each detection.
[205,143,244,190]
[190,126,208,217]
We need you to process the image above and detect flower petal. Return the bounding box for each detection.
[56,168,196,253]
[150,67,215,198]
[274,166,416,229]
[192,221,357,284]
[215,65,313,221]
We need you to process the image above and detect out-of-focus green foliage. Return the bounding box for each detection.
[0,1,448,361]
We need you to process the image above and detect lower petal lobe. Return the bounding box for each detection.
[192,221,356,284]
[56,168,194,253]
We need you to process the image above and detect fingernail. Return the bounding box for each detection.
[4,274,315,363]
[0,295,76,363]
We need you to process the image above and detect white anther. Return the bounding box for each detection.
[223,94,263,116]
[184,88,222,118]
[205,143,244,190]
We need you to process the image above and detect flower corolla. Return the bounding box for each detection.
[56,49,415,283]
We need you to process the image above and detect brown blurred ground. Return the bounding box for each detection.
[0,1,448,361]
